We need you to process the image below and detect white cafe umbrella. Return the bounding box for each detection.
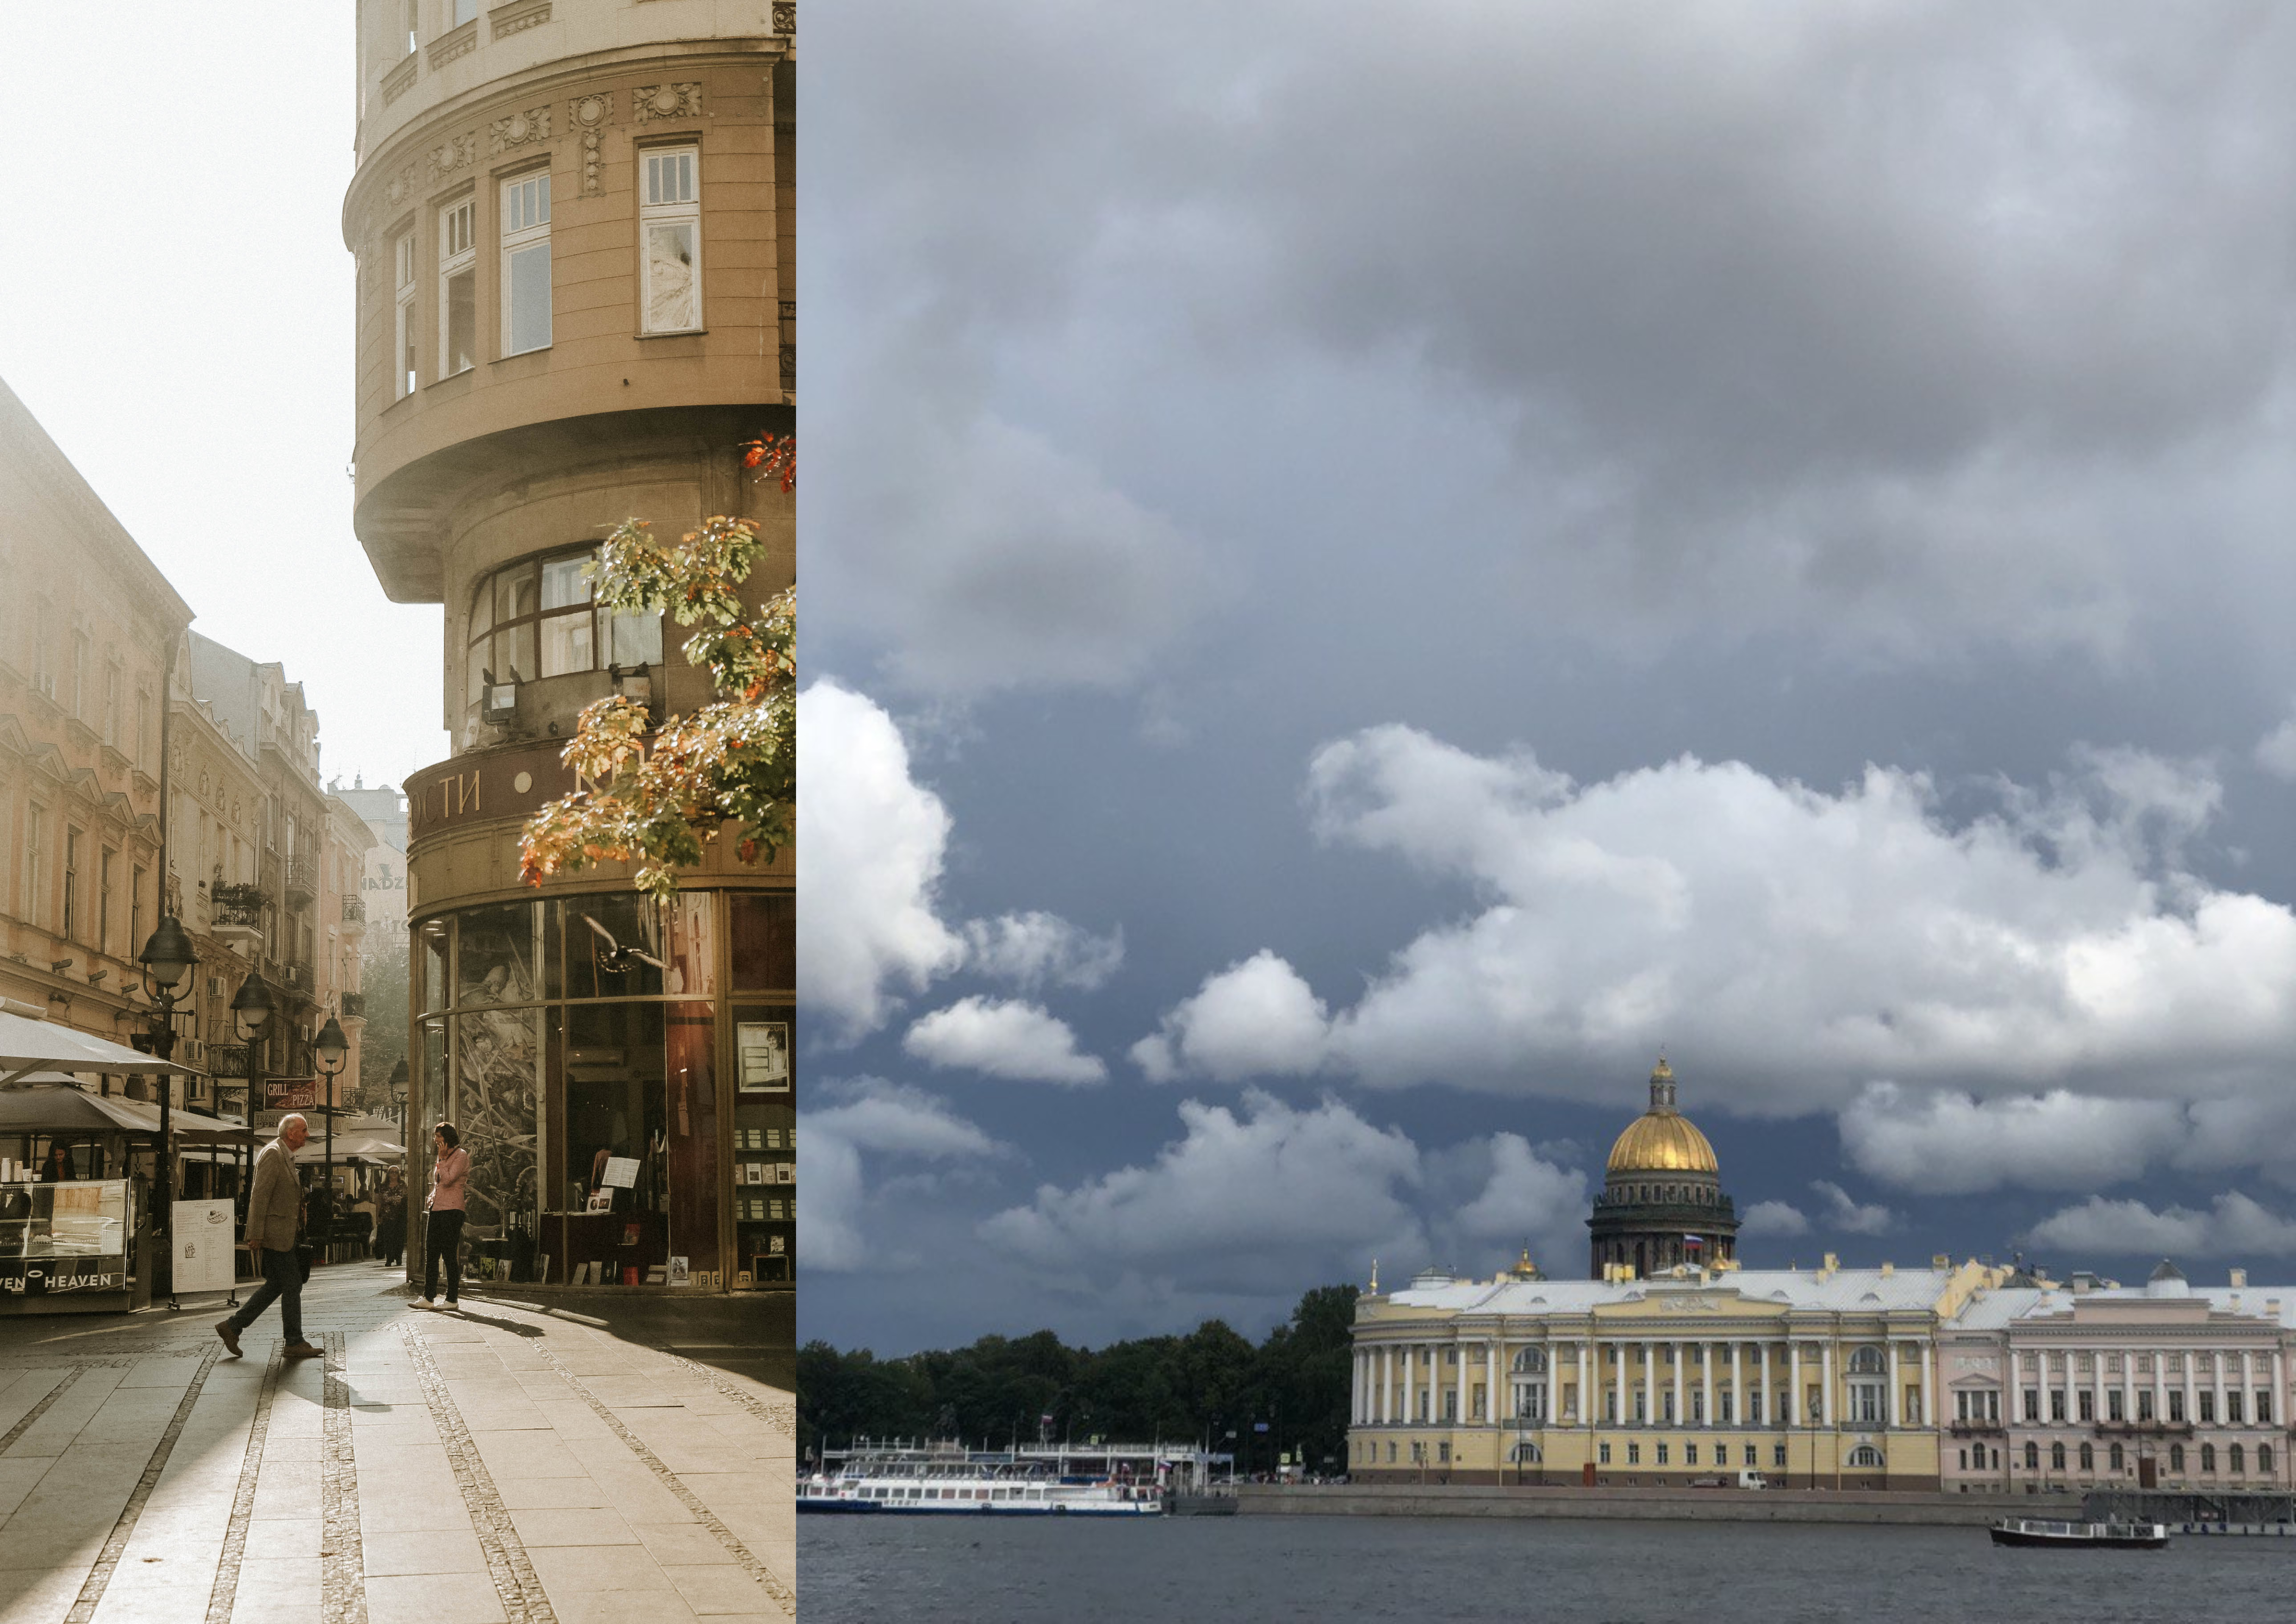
[0,999,206,1087]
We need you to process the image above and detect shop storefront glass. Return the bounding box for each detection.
[406,888,790,1291]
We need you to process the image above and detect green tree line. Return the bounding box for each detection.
[799,1285,1359,1474]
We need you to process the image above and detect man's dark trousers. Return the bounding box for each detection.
[226,1247,304,1344]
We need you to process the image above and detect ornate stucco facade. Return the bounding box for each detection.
[1351,1257,1997,1490]
[1351,1056,2296,1496]
[0,376,188,1059]
[1938,1264,2295,1495]
[344,2,796,1293]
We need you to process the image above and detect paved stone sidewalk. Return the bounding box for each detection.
[0,1262,794,1624]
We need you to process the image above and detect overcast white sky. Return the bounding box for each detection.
[0,8,448,790]
[801,0,2296,1355]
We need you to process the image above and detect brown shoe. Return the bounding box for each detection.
[214,1320,243,1358]
[282,1342,323,1360]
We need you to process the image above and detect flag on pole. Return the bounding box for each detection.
[1683,1234,1704,1249]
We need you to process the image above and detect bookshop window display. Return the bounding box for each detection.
[410,888,792,1291]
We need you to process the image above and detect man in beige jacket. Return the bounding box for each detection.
[215,1113,320,1360]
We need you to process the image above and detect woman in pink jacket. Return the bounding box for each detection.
[419,1121,470,1310]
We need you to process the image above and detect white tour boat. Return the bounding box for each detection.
[799,1450,1162,1517]
[1987,1516,2168,1550]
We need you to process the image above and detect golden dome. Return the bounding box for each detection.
[1605,1112,1719,1174]
[1604,1059,1719,1174]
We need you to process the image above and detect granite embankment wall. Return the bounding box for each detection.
[1239,1483,2079,1527]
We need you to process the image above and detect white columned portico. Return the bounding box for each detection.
[2240,1350,2255,1424]
[1700,1343,1713,1427]
[1487,1340,1500,1424]
[2060,1348,2075,1424]
[1614,1337,1627,1425]
[1886,1341,1901,1430]
[2213,1349,2227,1427]
[1578,1340,1591,1425]
[1642,1339,1655,1426]
[1820,1342,1835,1428]
[1456,1339,1468,1426]
[1787,1342,1802,1427]
[1919,1342,1933,1429]
[1729,1342,1742,1424]
[2120,1352,2134,1425]
[1400,1345,1415,1424]
[1672,1343,1685,1427]
[2090,1348,2104,1426]
[1757,1343,1770,1425]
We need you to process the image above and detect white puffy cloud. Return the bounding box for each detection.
[1438,1134,1592,1275]
[961,912,1125,992]
[801,1078,1006,1273]
[1839,1082,2183,1195]
[1740,1201,1811,1239]
[2022,1192,2296,1260]
[981,1091,1424,1286]
[903,997,1108,1086]
[1129,725,2296,1107]
[1810,1180,1897,1237]
[2257,709,2296,781]
[798,682,1126,1044]
[797,683,966,1040]
[1130,950,1332,1082]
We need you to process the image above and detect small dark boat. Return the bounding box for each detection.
[1989,1517,2167,1550]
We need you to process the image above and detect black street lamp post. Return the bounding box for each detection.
[229,975,275,1238]
[388,1058,409,1133]
[135,915,197,1310]
[313,1014,348,1254]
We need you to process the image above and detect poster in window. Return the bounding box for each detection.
[737,1021,790,1093]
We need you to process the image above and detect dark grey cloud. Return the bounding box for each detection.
[802,3,2296,1353]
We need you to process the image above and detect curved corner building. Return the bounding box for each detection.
[342,1,796,1295]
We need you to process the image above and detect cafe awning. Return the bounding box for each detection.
[0,1002,206,1087]
[0,1080,255,1145]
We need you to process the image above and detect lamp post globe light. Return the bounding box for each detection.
[388,1058,409,1132]
[135,914,198,1307]
[314,1013,349,1248]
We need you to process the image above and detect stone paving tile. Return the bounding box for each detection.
[471,1429,586,1480]
[543,1590,704,1624]
[362,1571,512,1624]
[356,1487,483,1534]
[363,1524,490,1577]
[505,1505,643,1546]
[632,1519,737,1566]
[529,1543,679,1593]
[240,1513,323,1561]
[662,1563,779,1616]
[118,1354,208,1390]
[484,1470,611,1510]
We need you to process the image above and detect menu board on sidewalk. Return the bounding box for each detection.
[172,1200,239,1293]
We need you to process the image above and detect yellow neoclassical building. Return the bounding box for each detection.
[1350,1059,2008,1489]
[1350,1254,2004,1489]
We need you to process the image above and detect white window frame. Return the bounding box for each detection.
[23,803,45,929]
[499,170,552,357]
[438,196,477,379]
[394,230,418,398]
[638,145,702,334]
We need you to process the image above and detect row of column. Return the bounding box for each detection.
[2016,1345,2288,1429]
[1352,1336,1935,1431]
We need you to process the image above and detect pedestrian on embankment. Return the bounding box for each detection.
[417,1121,468,1311]
[214,1113,321,1362]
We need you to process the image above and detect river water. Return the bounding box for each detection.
[802,1512,2290,1622]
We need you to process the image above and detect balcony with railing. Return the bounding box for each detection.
[285,851,318,906]
[212,883,269,931]
[341,991,366,1021]
[342,895,367,925]
[210,1044,251,1079]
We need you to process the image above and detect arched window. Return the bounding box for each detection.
[2108,1444,2123,1471]
[2261,1445,2274,1475]
[2170,1444,2185,1473]
[1512,1348,1548,1374]
[1847,1445,1884,1468]
[466,546,665,706]
[1848,1346,1887,1374]
[2050,1442,2066,1471]
[2024,1442,2039,1471]
[2201,1443,2216,1473]
[2078,1443,2093,1472]
[2230,1444,2245,1474]
[1508,1441,1542,1464]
